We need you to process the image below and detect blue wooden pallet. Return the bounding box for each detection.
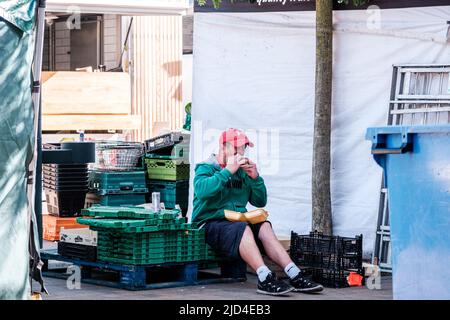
[41,249,247,291]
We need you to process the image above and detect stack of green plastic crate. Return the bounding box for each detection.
[144,141,190,215]
[86,169,148,207]
[77,205,216,265]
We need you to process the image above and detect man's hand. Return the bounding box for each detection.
[241,159,259,179]
[225,154,247,175]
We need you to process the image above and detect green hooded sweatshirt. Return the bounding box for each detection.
[192,154,268,226]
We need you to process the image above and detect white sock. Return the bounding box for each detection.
[256,265,271,282]
[284,262,301,279]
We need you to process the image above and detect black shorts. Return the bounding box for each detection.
[203,219,272,260]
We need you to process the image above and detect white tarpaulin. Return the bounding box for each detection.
[189,5,450,255]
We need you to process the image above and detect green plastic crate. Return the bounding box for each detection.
[98,230,178,240]
[98,231,172,240]
[147,180,189,209]
[81,205,159,219]
[95,228,211,265]
[205,249,218,261]
[98,245,179,255]
[85,193,147,207]
[177,247,206,255]
[85,223,188,234]
[97,244,178,262]
[97,249,168,259]
[81,205,181,220]
[98,239,181,248]
[77,217,156,229]
[95,222,187,233]
[77,215,186,231]
[89,170,148,195]
[145,158,190,181]
[97,230,183,245]
[98,238,185,248]
[177,229,205,239]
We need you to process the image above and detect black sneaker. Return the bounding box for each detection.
[290,273,324,293]
[257,272,294,296]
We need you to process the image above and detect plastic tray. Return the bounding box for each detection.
[44,189,87,217]
[144,132,190,153]
[145,159,190,181]
[89,170,148,195]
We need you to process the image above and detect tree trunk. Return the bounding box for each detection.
[312,0,333,235]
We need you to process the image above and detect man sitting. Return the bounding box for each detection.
[192,128,323,296]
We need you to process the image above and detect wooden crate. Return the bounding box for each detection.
[41,71,140,131]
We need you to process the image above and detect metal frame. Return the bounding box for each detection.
[373,63,450,273]
[32,0,47,248]
[389,64,450,126]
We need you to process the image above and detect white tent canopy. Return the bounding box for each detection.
[46,0,189,15]
[189,3,450,255]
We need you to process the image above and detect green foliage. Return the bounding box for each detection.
[337,0,370,6]
[197,0,223,9]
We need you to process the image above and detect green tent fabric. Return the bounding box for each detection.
[0,0,36,33]
[0,0,37,300]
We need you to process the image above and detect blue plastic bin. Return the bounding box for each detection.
[366,125,450,300]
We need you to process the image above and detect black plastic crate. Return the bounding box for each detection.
[43,182,89,192]
[43,172,89,184]
[43,165,89,183]
[44,176,90,187]
[44,164,88,170]
[301,268,357,289]
[43,177,89,187]
[144,132,190,153]
[43,172,89,179]
[291,231,362,256]
[43,143,60,150]
[43,172,89,182]
[43,167,89,176]
[43,164,89,176]
[45,189,87,217]
[293,251,361,271]
[57,241,97,262]
[42,164,88,173]
[290,231,363,281]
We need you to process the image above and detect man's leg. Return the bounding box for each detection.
[238,225,265,271]
[257,222,324,293]
[239,225,294,295]
[257,222,293,268]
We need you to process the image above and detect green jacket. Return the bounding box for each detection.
[192,154,268,226]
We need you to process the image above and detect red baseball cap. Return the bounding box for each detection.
[219,128,254,148]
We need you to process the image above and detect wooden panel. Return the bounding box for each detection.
[42,71,131,115]
[42,115,141,131]
[131,16,183,142]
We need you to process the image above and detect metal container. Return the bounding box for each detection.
[366,125,450,300]
[152,192,161,213]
